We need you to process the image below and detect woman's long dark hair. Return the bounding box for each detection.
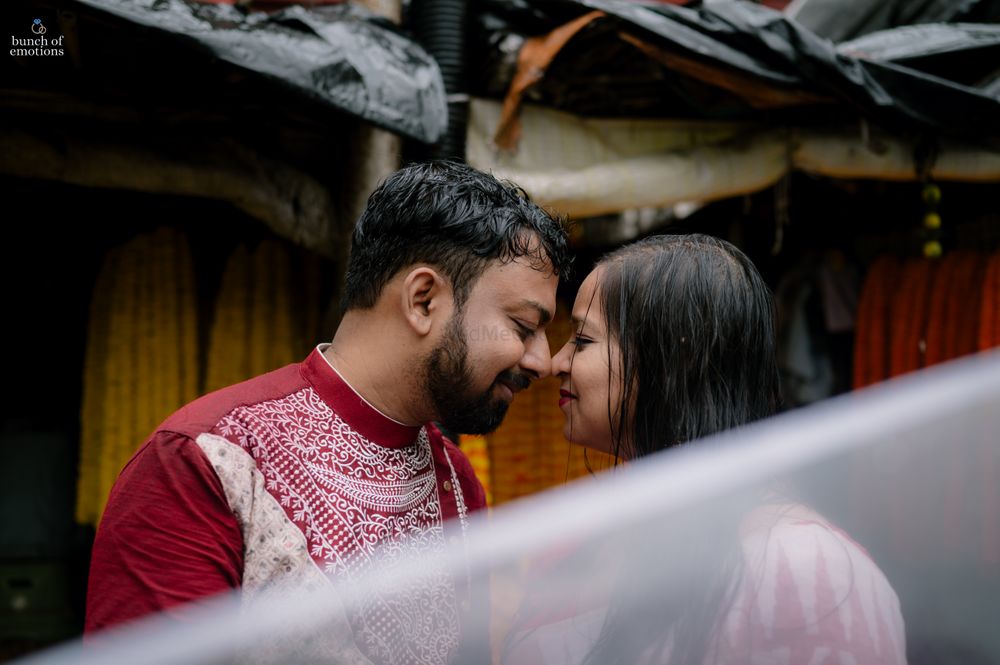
[582,233,781,665]
[599,234,780,460]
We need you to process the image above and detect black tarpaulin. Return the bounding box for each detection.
[63,0,448,143]
[472,0,1000,143]
[786,0,1000,43]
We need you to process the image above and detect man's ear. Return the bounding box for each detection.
[400,267,452,337]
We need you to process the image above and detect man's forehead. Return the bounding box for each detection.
[476,260,557,316]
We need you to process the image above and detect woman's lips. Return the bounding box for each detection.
[559,389,577,407]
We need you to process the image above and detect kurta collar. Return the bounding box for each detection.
[300,344,421,448]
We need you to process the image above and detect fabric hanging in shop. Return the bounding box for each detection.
[774,255,859,407]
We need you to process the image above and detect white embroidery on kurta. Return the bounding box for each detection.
[212,387,460,665]
[195,433,373,665]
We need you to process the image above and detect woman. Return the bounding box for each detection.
[505,234,905,665]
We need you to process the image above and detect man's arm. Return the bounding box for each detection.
[85,431,244,632]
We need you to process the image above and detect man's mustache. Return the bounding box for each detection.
[496,370,533,391]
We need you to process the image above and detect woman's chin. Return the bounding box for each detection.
[562,426,615,457]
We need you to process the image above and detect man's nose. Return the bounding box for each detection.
[520,333,553,380]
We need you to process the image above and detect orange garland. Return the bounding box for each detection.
[888,259,934,378]
[980,251,1000,352]
[853,256,900,389]
[952,252,987,359]
[923,253,962,368]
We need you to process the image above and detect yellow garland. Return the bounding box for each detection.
[268,241,297,371]
[206,240,308,393]
[299,249,323,353]
[94,236,135,522]
[249,242,271,378]
[78,228,200,525]
[175,230,199,404]
[135,232,154,453]
[459,434,492,506]
[156,227,178,419]
[76,247,119,525]
[205,246,251,393]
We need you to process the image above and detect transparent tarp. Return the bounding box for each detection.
[19,351,1000,665]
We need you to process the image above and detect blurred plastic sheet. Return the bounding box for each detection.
[18,351,1000,665]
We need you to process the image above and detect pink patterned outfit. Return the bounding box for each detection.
[709,504,907,664]
[503,504,906,665]
[86,346,486,665]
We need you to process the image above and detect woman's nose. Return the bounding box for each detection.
[551,340,573,376]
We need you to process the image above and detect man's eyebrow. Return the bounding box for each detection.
[517,299,553,327]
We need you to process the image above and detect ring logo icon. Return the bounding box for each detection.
[10,18,64,57]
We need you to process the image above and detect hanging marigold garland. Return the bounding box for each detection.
[853,256,900,389]
[888,259,935,378]
[924,253,963,368]
[77,228,198,525]
[979,250,1000,352]
[205,240,315,394]
[76,247,119,526]
[950,252,987,360]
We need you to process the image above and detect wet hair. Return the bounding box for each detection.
[340,161,571,314]
[596,233,781,459]
[581,233,780,665]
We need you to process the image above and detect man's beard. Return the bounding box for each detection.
[425,312,527,435]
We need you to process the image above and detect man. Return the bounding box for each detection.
[85,161,571,663]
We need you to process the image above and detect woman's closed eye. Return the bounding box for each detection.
[571,334,593,349]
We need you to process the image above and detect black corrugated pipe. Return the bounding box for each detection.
[408,0,468,162]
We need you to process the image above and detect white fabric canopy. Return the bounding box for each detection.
[467,98,1000,218]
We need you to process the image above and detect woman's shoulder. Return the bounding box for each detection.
[719,503,906,665]
[738,503,898,609]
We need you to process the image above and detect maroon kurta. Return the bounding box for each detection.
[86,346,486,664]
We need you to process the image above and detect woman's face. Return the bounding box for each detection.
[552,267,626,456]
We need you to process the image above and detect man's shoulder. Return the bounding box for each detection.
[160,362,308,439]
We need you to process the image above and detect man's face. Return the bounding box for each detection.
[425,256,558,434]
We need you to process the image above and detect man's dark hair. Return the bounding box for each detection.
[341,161,572,313]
